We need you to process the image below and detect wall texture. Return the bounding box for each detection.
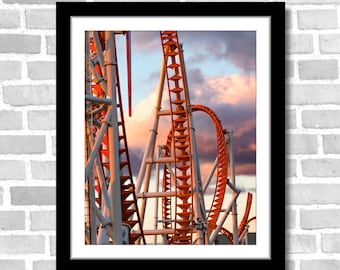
[0,0,339,269]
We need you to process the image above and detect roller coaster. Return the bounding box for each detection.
[84,31,256,245]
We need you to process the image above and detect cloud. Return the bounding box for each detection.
[130,31,160,52]
[235,163,256,176]
[188,73,256,176]
[124,64,256,181]
[124,88,172,148]
[125,32,256,179]
[194,126,256,178]
[188,73,256,107]
[180,31,256,72]
[130,31,256,72]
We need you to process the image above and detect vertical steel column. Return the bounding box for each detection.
[153,146,162,244]
[228,130,239,245]
[92,31,106,80]
[135,58,166,230]
[84,31,91,244]
[105,31,122,244]
[85,31,97,244]
[180,45,207,244]
[84,121,109,180]
[136,57,166,193]
[208,191,240,244]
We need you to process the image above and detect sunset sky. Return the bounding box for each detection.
[116,31,256,176]
[115,31,257,233]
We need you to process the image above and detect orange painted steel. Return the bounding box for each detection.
[86,30,256,245]
[160,31,194,244]
[160,101,257,244]
[162,130,173,243]
[159,31,239,243]
[220,227,234,243]
[220,192,255,244]
[238,192,253,238]
[86,32,144,244]
[161,104,228,243]
[191,104,229,234]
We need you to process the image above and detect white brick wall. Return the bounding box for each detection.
[286,1,340,269]
[0,0,339,269]
[0,0,57,269]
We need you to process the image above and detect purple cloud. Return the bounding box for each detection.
[180,31,256,72]
[130,31,256,72]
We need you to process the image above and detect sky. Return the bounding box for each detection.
[113,31,257,238]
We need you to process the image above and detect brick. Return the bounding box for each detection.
[286,34,313,54]
[286,159,296,177]
[28,110,56,130]
[28,61,56,80]
[286,109,296,129]
[26,9,55,29]
[298,60,338,80]
[302,110,340,128]
[0,260,25,270]
[298,10,337,30]
[286,60,294,78]
[33,260,56,270]
[286,234,316,253]
[287,84,340,105]
[301,209,340,229]
[0,34,40,54]
[320,34,340,54]
[0,211,25,230]
[0,61,21,80]
[322,233,340,253]
[286,209,296,228]
[11,187,56,205]
[0,160,26,180]
[0,111,22,130]
[0,10,20,28]
[0,235,44,254]
[31,161,56,180]
[302,159,340,177]
[0,135,45,154]
[31,211,56,231]
[286,260,295,270]
[287,184,340,205]
[52,136,56,155]
[50,235,56,256]
[46,35,56,55]
[285,9,292,30]
[323,135,340,154]
[3,85,56,106]
[0,187,3,205]
[301,260,340,270]
[287,134,317,155]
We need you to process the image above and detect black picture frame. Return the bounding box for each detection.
[57,1,285,268]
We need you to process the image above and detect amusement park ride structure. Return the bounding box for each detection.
[84,31,256,246]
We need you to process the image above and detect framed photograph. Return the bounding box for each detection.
[57,1,285,267]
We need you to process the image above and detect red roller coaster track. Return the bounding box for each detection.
[85,30,255,245]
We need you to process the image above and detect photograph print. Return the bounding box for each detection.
[57,1,285,265]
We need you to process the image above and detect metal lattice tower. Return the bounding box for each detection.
[84,30,256,246]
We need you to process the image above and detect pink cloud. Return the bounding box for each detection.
[191,74,256,106]
[124,87,171,150]
[235,163,256,176]
[124,72,256,179]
